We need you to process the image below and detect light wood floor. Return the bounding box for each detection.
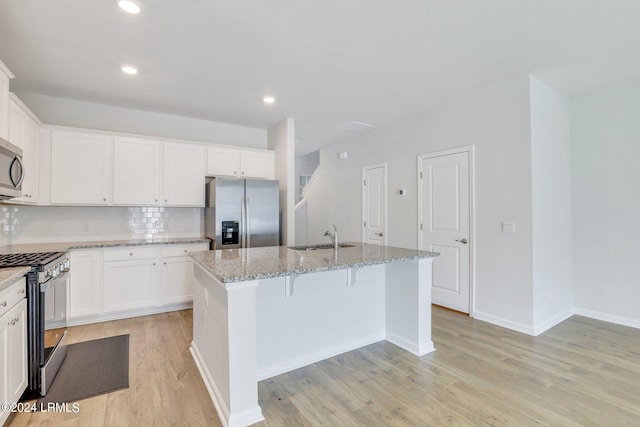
[9,307,640,426]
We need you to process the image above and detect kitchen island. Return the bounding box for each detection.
[189,243,438,427]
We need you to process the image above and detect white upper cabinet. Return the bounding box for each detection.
[113,137,161,205]
[163,142,205,206]
[240,150,275,179]
[0,60,14,141]
[207,146,274,179]
[207,146,241,177]
[50,130,113,205]
[8,95,39,203]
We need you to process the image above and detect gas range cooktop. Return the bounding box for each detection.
[0,252,66,269]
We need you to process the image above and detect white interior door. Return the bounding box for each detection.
[419,150,471,313]
[362,164,387,245]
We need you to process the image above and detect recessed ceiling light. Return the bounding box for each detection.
[263,96,276,104]
[117,0,141,14]
[121,65,138,75]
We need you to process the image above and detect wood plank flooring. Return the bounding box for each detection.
[8,307,640,426]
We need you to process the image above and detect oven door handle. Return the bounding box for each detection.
[39,271,68,292]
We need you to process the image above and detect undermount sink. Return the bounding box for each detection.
[288,243,356,251]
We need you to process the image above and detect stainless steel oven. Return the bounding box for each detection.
[0,251,69,397]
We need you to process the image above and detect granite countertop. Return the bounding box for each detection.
[0,266,30,293]
[0,237,210,255]
[190,242,439,284]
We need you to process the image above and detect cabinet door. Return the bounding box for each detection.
[164,143,205,206]
[114,137,161,205]
[69,250,103,319]
[5,299,28,405]
[51,131,113,205]
[8,96,27,149]
[0,308,8,426]
[0,69,10,140]
[162,257,194,304]
[207,146,240,177]
[241,150,275,179]
[104,260,157,312]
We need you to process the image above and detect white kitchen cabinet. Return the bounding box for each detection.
[163,143,205,206]
[0,277,28,426]
[8,94,39,203]
[103,247,158,313]
[207,146,275,179]
[113,137,161,205]
[161,243,208,304]
[50,130,113,205]
[68,250,103,319]
[240,149,275,179]
[207,146,241,177]
[0,60,13,141]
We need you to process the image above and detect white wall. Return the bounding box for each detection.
[16,92,267,149]
[268,118,296,246]
[571,80,640,328]
[305,76,536,331]
[529,77,574,332]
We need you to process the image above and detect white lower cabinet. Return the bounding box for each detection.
[161,244,207,304]
[68,243,208,324]
[103,248,158,313]
[0,278,28,426]
[68,250,103,319]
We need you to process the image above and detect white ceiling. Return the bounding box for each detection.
[1,1,640,155]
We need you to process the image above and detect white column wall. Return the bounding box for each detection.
[529,76,574,334]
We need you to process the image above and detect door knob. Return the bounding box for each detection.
[455,238,468,244]
[375,232,384,237]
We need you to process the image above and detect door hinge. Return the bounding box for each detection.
[363,179,367,186]
[420,223,423,231]
[420,171,423,179]
[364,221,367,228]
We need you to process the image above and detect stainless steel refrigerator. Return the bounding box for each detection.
[205,178,280,249]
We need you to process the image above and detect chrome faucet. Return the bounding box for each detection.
[324,224,339,250]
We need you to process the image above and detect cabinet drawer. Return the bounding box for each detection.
[161,244,208,258]
[103,246,158,262]
[0,277,26,318]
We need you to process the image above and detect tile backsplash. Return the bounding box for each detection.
[0,205,203,245]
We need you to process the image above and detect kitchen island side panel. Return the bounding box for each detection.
[190,264,264,427]
[255,265,386,380]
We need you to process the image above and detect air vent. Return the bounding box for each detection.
[340,121,374,132]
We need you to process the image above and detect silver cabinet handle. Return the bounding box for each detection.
[18,288,25,294]
[375,232,384,237]
[103,197,107,202]
[455,238,468,244]
[1,301,6,307]
[184,249,188,253]
[163,262,167,265]
[153,262,156,266]
[129,253,133,256]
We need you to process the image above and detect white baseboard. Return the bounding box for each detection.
[386,331,436,356]
[472,310,535,336]
[190,342,264,427]
[257,331,385,381]
[574,307,640,330]
[66,302,192,327]
[532,309,575,336]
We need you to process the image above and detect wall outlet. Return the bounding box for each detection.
[501,221,516,233]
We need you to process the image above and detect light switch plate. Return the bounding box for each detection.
[502,221,516,233]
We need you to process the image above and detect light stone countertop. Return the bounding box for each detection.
[0,237,210,255]
[0,266,30,293]
[190,242,439,284]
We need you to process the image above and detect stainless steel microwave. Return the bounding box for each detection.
[0,136,24,200]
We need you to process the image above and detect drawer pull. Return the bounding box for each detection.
[184,249,188,253]
[1,301,6,307]
[18,289,25,294]
[130,253,133,256]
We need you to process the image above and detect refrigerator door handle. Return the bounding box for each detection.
[240,197,246,248]
[245,198,251,248]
